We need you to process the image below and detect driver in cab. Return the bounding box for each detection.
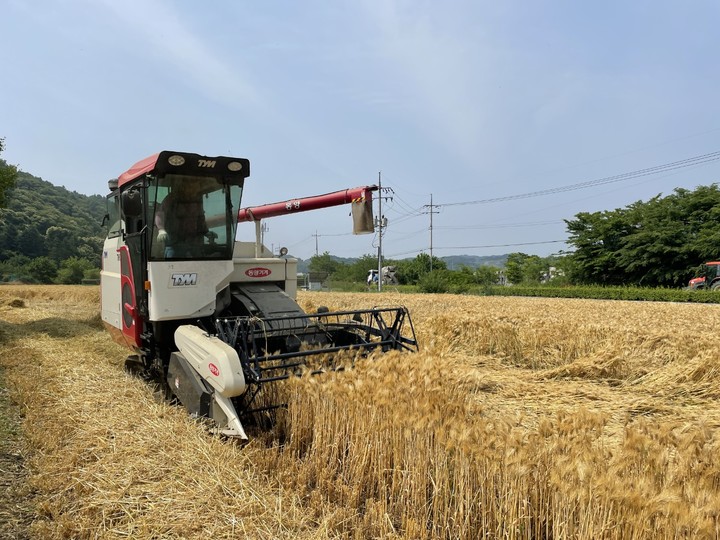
[155,182,208,258]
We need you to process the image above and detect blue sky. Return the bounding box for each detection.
[2,0,720,261]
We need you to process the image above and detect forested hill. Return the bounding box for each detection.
[0,164,106,265]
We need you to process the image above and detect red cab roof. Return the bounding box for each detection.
[118,153,160,187]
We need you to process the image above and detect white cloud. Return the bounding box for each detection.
[94,0,260,109]
[357,0,491,164]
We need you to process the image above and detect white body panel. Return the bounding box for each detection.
[147,260,234,321]
[232,241,298,299]
[212,394,248,439]
[102,238,299,327]
[174,325,246,398]
[100,235,123,331]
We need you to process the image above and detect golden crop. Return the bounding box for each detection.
[1,286,719,539]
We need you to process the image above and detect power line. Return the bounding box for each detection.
[385,193,423,217]
[384,228,427,240]
[386,211,425,227]
[433,240,566,250]
[435,219,563,230]
[440,151,720,207]
[387,239,566,258]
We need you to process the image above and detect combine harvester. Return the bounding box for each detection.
[100,151,418,439]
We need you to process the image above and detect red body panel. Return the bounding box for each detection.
[118,153,160,187]
[119,246,142,348]
[687,262,720,288]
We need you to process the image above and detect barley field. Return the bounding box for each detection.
[1,285,719,539]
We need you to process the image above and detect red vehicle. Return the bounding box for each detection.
[688,261,720,290]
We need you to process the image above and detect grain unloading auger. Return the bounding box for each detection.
[100,151,418,439]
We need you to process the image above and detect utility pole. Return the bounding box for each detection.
[260,222,269,250]
[312,230,320,257]
[377,171,383,292]
[423,194,440,272]
[374,172,393,292]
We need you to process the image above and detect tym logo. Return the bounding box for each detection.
[198,159,216,168]
[171,273,198,286]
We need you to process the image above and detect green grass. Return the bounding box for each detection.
[484,285,720,303]
[326,281,720,303]
[322,278,720,303]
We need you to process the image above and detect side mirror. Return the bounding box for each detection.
[101,214,109,227]
[121,188,142,217]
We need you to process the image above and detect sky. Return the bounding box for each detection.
[2,0,720,262]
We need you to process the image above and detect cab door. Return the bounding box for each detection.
[118,183,148,349]
[100,189,125,340]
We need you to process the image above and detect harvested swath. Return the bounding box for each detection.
[0,287,314,539]
[0,374,33,539]
[0,286,719,538]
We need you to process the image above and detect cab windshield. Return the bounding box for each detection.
[148,174,242,260]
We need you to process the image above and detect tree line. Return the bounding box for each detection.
[564,185,720,287]
[307,250,566,293]
[0,148,106,284]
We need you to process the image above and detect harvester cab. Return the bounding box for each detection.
[100,151,417,439]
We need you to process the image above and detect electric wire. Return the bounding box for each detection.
[440,151,720,207]
[387,239,566,258]
[300,150,720,259]
[386,193,422,217]
[434,219,563,230]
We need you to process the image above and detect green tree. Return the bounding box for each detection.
[83,267,101,281]
[0,218,20,257]
[0,254,30,281]
[564,209,633,284]
[76,236,103,266]
[26,256,58,284]
[18,226,46,258]
[504,253,559,284]
[0,167,105,266]
[395,253,446,285]
[417,270,450,293]
[522,255,547,284]
[566,185,720,287]
[474,265,500,286]
[444,266,474,293]
[45,226,78,261]
[0,138,18,208]
[504,253,529,284]
[56,257,93,284]
[308,251,343,276]
[333,254,377,283]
